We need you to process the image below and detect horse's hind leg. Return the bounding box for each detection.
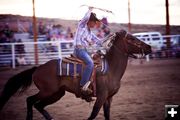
[26,94,40,120]
[34,89,65,120]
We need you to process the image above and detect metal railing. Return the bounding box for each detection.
[0,34,180,68]
[0,40,74,68]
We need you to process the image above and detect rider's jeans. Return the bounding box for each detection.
[74,48,94,86]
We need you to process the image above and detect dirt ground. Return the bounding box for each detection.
[0,59,180,120]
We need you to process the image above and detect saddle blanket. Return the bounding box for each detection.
[57,58,108,76]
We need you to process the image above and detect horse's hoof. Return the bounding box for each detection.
[85,97,95,102]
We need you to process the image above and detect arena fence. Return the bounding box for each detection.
[0,35,180,68]
[0,40,74,68]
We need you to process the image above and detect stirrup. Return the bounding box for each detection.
[82,81,91,91]
[80,87,93,95]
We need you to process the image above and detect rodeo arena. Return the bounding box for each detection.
[0,1,180,120]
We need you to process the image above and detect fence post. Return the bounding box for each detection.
[146,55,150,62]
[11,43,16,69]
[58,41,62,58]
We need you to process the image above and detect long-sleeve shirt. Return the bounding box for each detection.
[74,9,101,47]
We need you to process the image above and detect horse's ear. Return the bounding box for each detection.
[119,29,127,35]
[115,32,119,36]
[116,29,127,38]
[115,32,121,38]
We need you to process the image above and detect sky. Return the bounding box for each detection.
[0,0,179,25]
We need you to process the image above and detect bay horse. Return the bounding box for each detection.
[0,30,151,120]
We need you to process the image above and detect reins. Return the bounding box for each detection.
[111,32,144,59]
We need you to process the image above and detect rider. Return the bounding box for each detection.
[74,7,102,93]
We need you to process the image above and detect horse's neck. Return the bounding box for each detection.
[107,48,128,83]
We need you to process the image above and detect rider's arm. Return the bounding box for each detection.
[91,32,102,46]
[79,8,93,28]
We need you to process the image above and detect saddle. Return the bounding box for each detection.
[61,53,102,75]
[58,53,103,97]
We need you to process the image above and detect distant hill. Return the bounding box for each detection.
[0,14,180,35]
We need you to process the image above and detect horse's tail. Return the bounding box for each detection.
[0,67,37,111]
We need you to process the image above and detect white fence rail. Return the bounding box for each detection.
[0,34,180,68]
[0,40,74,68]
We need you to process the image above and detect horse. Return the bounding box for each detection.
[0,30,151,120]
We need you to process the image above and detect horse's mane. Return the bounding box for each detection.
[105,30,126,58]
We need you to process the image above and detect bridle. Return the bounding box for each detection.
[102,32,145,59]
[124,33,146,58]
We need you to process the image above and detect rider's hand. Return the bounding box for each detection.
[89,6,94,11]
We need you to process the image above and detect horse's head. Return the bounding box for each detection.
[102,30,152,58]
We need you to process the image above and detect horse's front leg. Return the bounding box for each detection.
[87,95,107,120]
[103,97,113,120]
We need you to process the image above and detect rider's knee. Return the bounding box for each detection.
[87,60,94,69]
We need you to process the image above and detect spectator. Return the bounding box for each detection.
[101,17,108,29]
[66,26,72,34]
[0,31,7,43]
[15,39,25,54]
[3,23,12,38]
[16,54,27,66]
[65,32,74,40]
[38,21,46,35]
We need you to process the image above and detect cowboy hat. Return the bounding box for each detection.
[89,12,100,22]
